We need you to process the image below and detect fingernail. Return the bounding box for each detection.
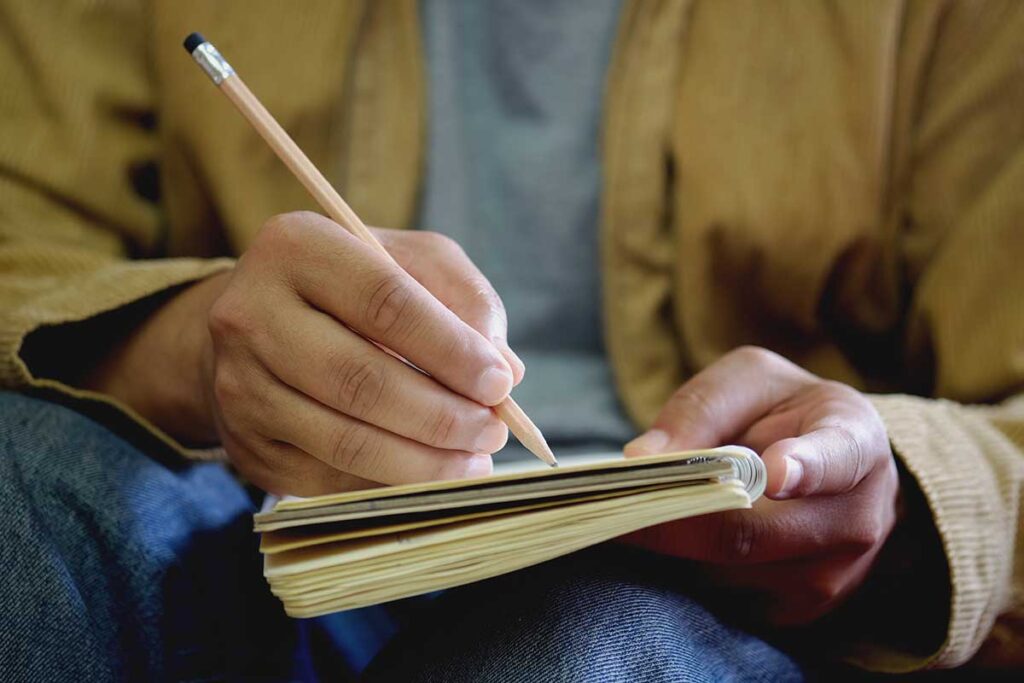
[507,349,526,379]
[778,456,803,498]
[625,429,670,456]
[493,338,526,381]
[473,420,508,453]
[463,454,494,479]
[439,453,493,480]
[476,366,513,405]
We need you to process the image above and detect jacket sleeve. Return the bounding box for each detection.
[0,2,232,456]
[859,0,1024,670]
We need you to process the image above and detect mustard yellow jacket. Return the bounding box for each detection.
[1,0,1022,672]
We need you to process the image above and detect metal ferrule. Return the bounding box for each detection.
[191,42,235,85]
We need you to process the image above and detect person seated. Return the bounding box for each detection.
[1,1,1022,680]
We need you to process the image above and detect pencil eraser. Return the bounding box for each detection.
[183,32,206,54]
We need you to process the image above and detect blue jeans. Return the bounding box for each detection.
[0,392,803,682]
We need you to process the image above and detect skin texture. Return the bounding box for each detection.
[86,212,525,496]
[623,346,900,625]
[88,220,897,621]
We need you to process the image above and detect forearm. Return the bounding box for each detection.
[79,271,231,446]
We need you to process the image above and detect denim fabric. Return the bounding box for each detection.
[364,546,805,683]
[0,392,307,682]
[0,392,804,682]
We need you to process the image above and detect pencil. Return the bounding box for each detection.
[183,33,557,468]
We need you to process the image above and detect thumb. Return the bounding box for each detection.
[761,426,878,499]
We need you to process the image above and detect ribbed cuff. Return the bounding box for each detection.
[865,394,1014,670]
[1,257,235,461]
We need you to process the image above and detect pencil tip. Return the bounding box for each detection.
[183,32,206,54]
[535,440,558,468]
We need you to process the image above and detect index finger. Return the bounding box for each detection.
[374,228,525,383]
[626,347,814,455]
[269,212,514,406]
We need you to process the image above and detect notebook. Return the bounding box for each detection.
[255,446,765,617]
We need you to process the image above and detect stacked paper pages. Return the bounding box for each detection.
[256,447,765,617]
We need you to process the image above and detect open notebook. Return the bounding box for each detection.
[255,446,765,617]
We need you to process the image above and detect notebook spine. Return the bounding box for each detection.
[711,447,766,501]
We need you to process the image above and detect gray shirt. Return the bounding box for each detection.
[418,0,635,460]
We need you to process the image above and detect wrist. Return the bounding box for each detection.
[83,271,231,446]
[166,270,231,444]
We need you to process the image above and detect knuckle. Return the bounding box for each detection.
[419,230,462,255]
[816,395,852,420]
[217,413,251,454]
[820,379,855,398]
[668,383,718,424]
[207,297,249,340]
[362,272,414,337]
[260,212,291,238]
[290,210,323,225]
[259,439,302,476]
[441,331,477,369]
[325,423,385,476]
[218,431,250,468]
[259,213,296,247]
[328,352,388,417]
[730,345,809,383]
[822,380,869,409]
[845,508,889,553]
[254,441,316,495]
[806,574,847,606]
[212,365,245,407]
[732,345,780,368]
[423,407,463,449]
[259,211,322,254]
[461,275,505,316]
[833,425,867,494]
[847,523,883,553]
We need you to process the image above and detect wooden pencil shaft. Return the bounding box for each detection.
[494,400,556,466]
[220,78,387,260]
[214,73,555,466]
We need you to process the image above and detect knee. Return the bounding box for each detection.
[489,565,729,679]
[366,548,803,682]
[0,392,292,681]
[0,391,252,548]
[0,391,118,501]
[0,390,146,482]
[510,553,803,682]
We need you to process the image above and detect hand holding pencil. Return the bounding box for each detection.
[179,34,555,496]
